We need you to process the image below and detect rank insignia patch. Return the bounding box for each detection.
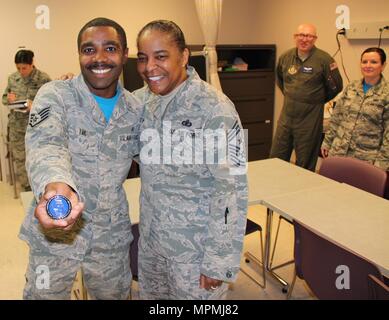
[288,65,298,75]
[29,107,50,128]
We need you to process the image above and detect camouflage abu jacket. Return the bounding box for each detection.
[134,67,248,283]
[2,67,51,105]
[322,77,389,170]
[19,75,142,260]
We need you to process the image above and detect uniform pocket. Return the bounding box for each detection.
[68,126,98,156]
[117,134,136,159]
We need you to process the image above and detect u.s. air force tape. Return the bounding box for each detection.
[46,195,71,220]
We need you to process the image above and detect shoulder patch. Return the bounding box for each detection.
[29,107,50,128]
[330,62,338,71]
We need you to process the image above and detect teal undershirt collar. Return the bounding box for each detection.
[363,81,374,94]
[93,90,120,122]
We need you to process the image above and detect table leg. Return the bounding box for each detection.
[242,207,289,291]
[264,208,289,290]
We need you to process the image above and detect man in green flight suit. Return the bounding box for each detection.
[270,23,343,171]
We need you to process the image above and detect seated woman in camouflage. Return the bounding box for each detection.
[321,47,389,171]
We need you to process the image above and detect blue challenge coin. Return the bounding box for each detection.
[46,195,72,220]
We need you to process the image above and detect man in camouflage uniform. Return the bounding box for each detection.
[2,50,51,191]
[270,23,343,171]
[19,18,142,299]
[135,20,248,300]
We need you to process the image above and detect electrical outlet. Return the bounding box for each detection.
[345,21,389,39]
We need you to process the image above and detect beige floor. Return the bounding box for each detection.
[0,180,313,300]
[0,180,30,299]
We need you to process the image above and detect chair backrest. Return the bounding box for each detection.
[130,223,140,281]
[294,220,383,299]
[368,274,389,300]
[319,156,387,197]
[245,218,261,235]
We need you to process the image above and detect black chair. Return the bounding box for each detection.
[240,218,266,288]
[130,223,140,281]
[287,220,384,299]
[368,274,389,300]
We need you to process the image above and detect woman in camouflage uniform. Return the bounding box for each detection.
[134,20,248,300]
[2,50,51,191]
[321,47,388,171]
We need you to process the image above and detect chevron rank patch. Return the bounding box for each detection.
[29,107,50,128]
[228,120,243,167]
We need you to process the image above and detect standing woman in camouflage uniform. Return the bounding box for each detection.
[321,47,389,171]
[134,20,248,300]
[2,50,51,191]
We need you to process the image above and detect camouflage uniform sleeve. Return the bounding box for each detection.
[321,86,348,150]
[124,92,145,163]
[276,55,285,93]
[200,102,248,283]
[374,96,389,170]
[41,72,52,85]
[131,87,150,163]
[2,76,12,105]
[323,55,343,102]
[25,82,78,201]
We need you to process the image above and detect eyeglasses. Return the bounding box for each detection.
[295,33,317,40]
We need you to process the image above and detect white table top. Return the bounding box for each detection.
[263,180,389,277]
[247,158,340,204]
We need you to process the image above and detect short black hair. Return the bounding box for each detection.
[137,20,188,53]
[14,50,34,64]
[77,17,127,51]
[361,47,386,64]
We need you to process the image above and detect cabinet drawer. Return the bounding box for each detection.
[219,72,275,98]
[248,143,272,161]
[234,96,274,123]
[243,122,273,145]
